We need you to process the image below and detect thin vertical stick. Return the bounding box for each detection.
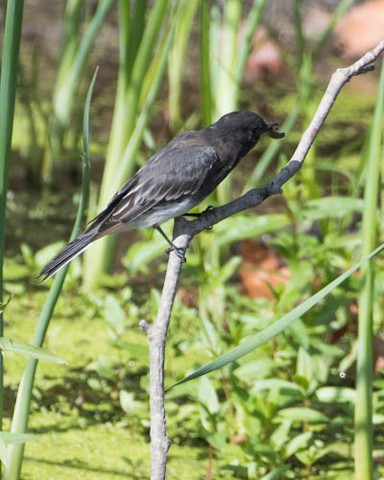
[140,234,190,480]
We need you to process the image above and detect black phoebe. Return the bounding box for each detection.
[39,111,284,280]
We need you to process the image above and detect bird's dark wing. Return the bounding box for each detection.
[38,144,216,280]
[88,144,218,235]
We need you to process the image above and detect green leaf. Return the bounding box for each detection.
[198,377,220,414]
[285,431,313,457]
[173,243,384,387]
[251,379,305,395]
[315,386,355,403]
[205,431,227,450]
[220,256,241,282]
[215,213,290,247]
[119,390,137,415]
[104,295,126,336]
[234,359,275,381]
[373,414,384,425]
[270,420,291,449]
[123,238,165,272]
[0,337,66,364]
[300,196,364,221]
[277,407,328,423]
[261,465,291,480]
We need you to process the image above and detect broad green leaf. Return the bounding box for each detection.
[270,419,291,449]
[215,213,290,247]
[119,390,137,415]
[277,407,328,423]
[104,295,126,336]
[220,256,242,282]
[373,414,384,425]
[251,379,305,395]
[198,377,220,414]
[234,359,275,381]
[205,431,226,450]
[173,243,384,387]
[123,238,165,272]
[315,386,355,403]
[300,196,364,221]
[0,337,66,364]
[285,431,313,458]
[295,445,329,465]
[261,465,291,480]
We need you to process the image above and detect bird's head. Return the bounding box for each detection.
[214,111,285,149]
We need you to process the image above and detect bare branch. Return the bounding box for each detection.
[145,40,384,480]
[290,40,384,166]
[146,250,185,480]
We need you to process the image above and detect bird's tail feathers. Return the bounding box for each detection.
[38,231,97,282]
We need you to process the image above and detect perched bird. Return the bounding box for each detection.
[39,111,284,280]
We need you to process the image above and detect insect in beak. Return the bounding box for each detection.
[267,122,285,139]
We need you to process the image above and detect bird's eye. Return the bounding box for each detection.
[250,127,259,137]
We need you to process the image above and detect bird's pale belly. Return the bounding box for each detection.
[126,198,197,229]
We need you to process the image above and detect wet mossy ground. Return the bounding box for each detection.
[4,287,219,479]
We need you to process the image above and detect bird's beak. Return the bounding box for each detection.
[267,122,285,139]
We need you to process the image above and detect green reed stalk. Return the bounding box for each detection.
[0,0,25,437]
[234,0,267,88]
[245,0,352,192]
[214,0,242,204]
[5,69,97,480]
[200,0,266,203]
[168,0,199,130]
[83,0,174,288]
[213,0,241,118]
[42,0,114,182]
[99,0,169,193]
[354,61,384,480]
[196,0,267,358]
[200,0,212,126]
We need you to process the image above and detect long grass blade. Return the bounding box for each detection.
[354,60,384,480]
[168,0,199,129]
[0,0,25,439]
[42,0,114,182]
[5,69,98,479]
[200,0,212,126]
[0,338,66,364]
[83,7,174,286]
[173,243,384,387]
[234,0,267,87]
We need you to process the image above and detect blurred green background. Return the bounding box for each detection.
[1,0,384,478]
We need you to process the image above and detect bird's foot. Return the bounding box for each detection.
[183,206,215,231]
[183,205,214,218]
[204,205,214,213]
[202,206,214,230]
[166,245,187,263]
[154,225,187,262]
